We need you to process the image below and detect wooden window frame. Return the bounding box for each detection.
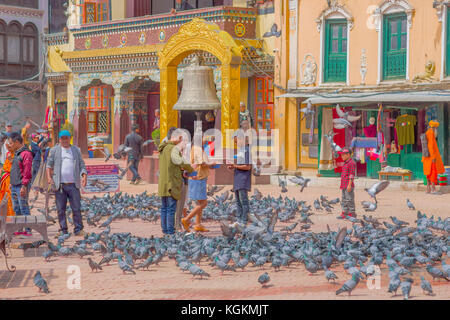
[324,19,347,83]
[254,77,274,132]
[382,13,407,80]
[87,85,113,135]
[83,0,110,24]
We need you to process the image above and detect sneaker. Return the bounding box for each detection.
[337,212,346,220]
[130,181,136,185]
[193,225,209,232]
[74,230,86,237]
[135,178,142,185]
[336,216,345,220]
[22,231,33,237]
[181,218,191,232]
[13,231,24,236]
[348,213,357,218]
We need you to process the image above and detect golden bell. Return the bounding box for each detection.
[173,55,221,111]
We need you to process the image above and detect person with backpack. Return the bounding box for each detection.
[8,132,33,236]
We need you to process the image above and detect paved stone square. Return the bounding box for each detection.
[0,179,449,300]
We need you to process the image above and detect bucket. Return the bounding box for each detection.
[88,150,94,158]
[438,174,448,186]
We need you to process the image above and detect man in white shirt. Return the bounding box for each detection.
[47,130,87,237]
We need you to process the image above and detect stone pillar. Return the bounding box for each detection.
[287,0,298,89]
[113,83,123,150]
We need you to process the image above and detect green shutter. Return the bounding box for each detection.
[383,13,407,80]
[446,7,450,77]
[324,20,347,83]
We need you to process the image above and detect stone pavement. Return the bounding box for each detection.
[0,179,449,300]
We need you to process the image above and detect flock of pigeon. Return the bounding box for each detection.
[26,186,449,299]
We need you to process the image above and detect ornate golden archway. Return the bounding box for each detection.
[158,18,243,144]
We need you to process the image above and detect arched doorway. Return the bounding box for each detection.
[158,18,243,147]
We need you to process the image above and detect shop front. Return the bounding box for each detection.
[301,91,450,181]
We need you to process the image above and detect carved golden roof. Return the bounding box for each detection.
[62,44,164,61]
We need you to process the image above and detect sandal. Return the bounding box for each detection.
[181,218,191,232]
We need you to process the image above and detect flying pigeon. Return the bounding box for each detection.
[33,271,49,293]
[300,101,315,121]
[289,175,310,192]
[364,181,390,203]
[99,146,112,162]
[258,272,271,287]
[263,23,281,38]
[336,104,361,123]
[324,130,343,157]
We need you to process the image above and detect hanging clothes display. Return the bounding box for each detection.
[319,108,334,171]
[395,114,417,146]
[332,107,347,173]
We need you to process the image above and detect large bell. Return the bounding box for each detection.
[173,55,221,111]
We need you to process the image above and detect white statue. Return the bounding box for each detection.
[300,54,317,86]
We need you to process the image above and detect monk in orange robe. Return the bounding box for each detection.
[0,142,15,216]
[422,120,445,194]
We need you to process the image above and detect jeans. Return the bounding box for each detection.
[235,190,249,224]
[128,157,141,182]
[341,189,356,214]
[161,196,177,234]
[11,184,31,232]
[55,183,83,234]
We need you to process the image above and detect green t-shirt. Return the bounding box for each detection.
[395,115,417,146]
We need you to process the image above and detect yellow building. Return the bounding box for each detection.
[275,0,450,180]
[45,0,276,163]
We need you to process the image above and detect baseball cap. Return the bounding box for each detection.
[5,122,12,127]
[338,147,351,155]
[59,130,71,138]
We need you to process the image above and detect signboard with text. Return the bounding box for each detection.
[82,164,120,194]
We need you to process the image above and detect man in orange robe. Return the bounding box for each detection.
[422,120,445,194]
[0,141,15,216]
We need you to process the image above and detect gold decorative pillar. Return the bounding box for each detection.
[160,66,179,140]
[221,63,241,148]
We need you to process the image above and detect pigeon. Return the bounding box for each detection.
[335,104,361,123]
[426,265,449,281]
[33,271,49,293]
[400,278,414,300]
[336,273,360,296]
[87,258,103,272]
[299,100,315,121]
[188,264,210,279]
[406,199,415,210]
[99,146,112,162]
[388,276,401,296]
[324,267,338,282]
[258,272,271,287]
[288,175,310,192]
[333,117,353,129]
[263,23,281,38]
[324,131,342,156]
[118,255,136,274]
[278,176,288,193]
[136,256,154,270]
[98,253,113,266]
[361,201,377,212]
[420,276,434,296]
[442,261,450,277]
[364,181,389,203]
[313,199,322,211]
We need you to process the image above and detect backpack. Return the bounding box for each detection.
[420,133,429,158]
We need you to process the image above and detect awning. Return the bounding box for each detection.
[303,90,450,104]
[276,92,314,99]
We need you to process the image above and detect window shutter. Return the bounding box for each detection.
[324,20,347,83]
